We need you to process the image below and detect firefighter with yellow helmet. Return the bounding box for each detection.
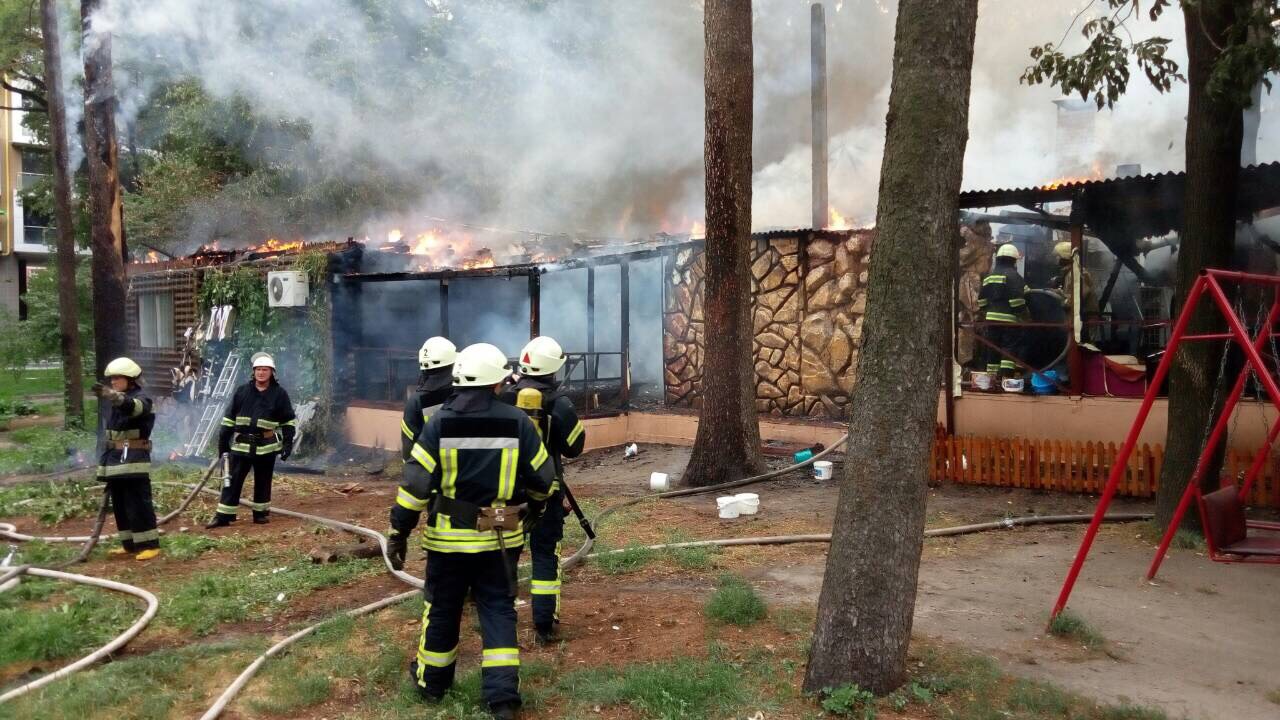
[93,357,161,560]
[401,337,456,463]
[977,243,1030,381]
[500,335,586,644]
[208,352,297,527]
[388,343,554,719]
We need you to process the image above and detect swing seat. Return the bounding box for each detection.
[1198,485,1280,562]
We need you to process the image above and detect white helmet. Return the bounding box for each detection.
[418,336,457,370]
[452,343,510,387]
[251,352,276,370]
[519,336,566,376]
[104,357,143,379]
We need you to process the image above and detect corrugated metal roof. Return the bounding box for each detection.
[959,162,1280,209]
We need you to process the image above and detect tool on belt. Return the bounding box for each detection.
[108,438,153,462]
[516,388,595,540]
[434,495,527,596]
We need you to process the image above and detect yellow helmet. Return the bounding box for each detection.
[1054,241,1073,261]
[996,243,1021,260]
[104,357,143,379]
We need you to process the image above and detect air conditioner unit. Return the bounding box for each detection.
[267,271,309,307]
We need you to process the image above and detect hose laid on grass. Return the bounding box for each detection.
[0,567,159,704]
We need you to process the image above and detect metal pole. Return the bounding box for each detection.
[621,257,631,409]
[810,2,828,230]
[587,266,596,380]
[1067,222,1084,396]
[1050,274,1208,620]
[528,272,541,339]
[439,278,450,337]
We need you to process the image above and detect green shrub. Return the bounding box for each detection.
[704,573,767,626]
[821,683,877,719]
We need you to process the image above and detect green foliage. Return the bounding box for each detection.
[703,573,767,627]
[0,307,37,378]
[593,543,656,574]
[0,580,140,667]
[559,656,749,720]
[821,683,877,719]
[0,425,95,475]
[159,552,381,635]
[1048,609,1106,649]
[20,262,96,368]
[1023,0,1280,109]
[2,638,265,720]
[0,477,101,523]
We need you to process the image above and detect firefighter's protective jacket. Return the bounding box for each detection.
[977,258,1029,324]
[97,387,154,480]
[218,380,297,456]
[391,388,554,553]
[499,375,585,490]
[400,369,453,462]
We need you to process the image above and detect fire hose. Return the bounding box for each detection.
[0,437,1155,715]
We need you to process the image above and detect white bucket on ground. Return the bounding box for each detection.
[735,493,760,515]
[717,496,741,519]
[813,460,834,480]
[649,472,670,491]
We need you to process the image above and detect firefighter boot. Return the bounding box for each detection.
[490,701,520,720]
[535,623,558,646]
[205,514,234,529]
[135,548,161,561]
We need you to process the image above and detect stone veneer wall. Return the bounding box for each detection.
[662,229,874,419]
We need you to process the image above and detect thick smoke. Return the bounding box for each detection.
[82,0,1280,243]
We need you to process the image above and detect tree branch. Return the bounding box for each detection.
[0,78,46,109]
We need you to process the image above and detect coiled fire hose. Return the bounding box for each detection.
[0,437,1154,716]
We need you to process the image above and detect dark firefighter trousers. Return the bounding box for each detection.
[216,454,276,519]
[109,477,159,551]
[981,321,1026,377]
[411,548,523,709]
[529,493,565,628]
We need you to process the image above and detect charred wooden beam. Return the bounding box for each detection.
[529,272,541,338]
[587,266,596,379]
[620,256,631,409]
[439,278,450,336]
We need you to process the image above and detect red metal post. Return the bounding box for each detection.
[1050,275,1208,620]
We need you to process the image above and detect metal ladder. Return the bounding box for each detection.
[184,352,242,457]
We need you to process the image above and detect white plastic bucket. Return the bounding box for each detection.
[735,493,760,515]
[717,496,740,519]
[649,472,670,491]
[813,460,834,480]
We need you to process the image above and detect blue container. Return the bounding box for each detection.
[793,448,814,464]
[1030,370,1059,395]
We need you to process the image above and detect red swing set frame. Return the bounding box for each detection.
[1051,269,1280,621]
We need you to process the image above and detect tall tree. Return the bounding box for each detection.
[40,0,83,429]
[1022,0,1280,529]
[683,0,765,487]
[804,0,980,695]
[80,0,127,386]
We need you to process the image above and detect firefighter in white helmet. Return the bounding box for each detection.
[400,337,456,463]
[208,352,297,527]
[92,357,161,560]
[500,335,586,644]
[977,244,1029,382]
[388,343,554,719]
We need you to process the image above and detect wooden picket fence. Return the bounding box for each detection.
[929,435,1280,509]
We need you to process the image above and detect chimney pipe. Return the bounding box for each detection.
[811,2,828,230]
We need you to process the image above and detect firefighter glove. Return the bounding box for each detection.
[386,530,407,571]
[280,440,293,461]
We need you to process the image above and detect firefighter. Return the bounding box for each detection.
[93,357,161,560]
[978,243,1030,382]
[499,335,585,644]
[387,343,554,720]
[208,352,297,528]
[401,336,456,463]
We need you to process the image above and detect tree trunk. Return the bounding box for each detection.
[80,0,128,439]
[41,0,85,431]
[1156,0,1245,530]
[683,0,764,487]
[804,0,979,695]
